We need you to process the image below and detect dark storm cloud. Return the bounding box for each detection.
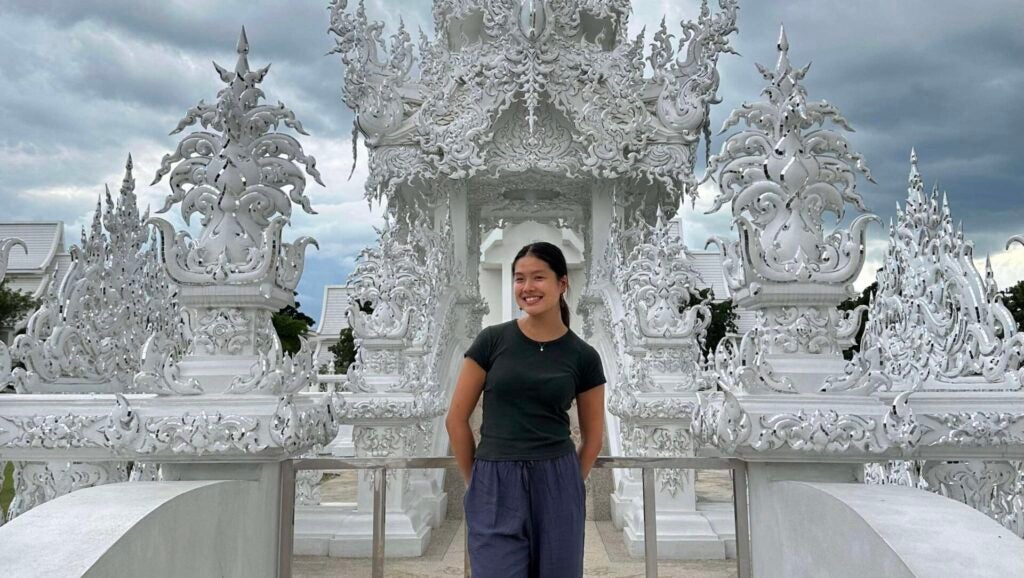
[696,0,1024,267]
[0,0,1021,321]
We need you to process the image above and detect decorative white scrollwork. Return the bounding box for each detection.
[6,461,129,522]
[0,395,337,460]
[330,0,738,204]
[697,26,881,403]
[12,157,183,394]
[149,28,320,288]
[860,150,1024,390]
[704,25,877,292]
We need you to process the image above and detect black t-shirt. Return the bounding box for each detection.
[463,319,606,460]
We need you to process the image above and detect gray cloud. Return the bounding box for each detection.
[0,0,1021,323]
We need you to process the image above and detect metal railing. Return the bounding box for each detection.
[278,456,751,578]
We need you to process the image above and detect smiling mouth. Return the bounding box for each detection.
[522,296,542,305]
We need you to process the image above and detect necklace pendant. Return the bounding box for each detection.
[540,344,544,351]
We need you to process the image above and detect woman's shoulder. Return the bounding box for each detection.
[569,330,601,357]
[478,320,516,340]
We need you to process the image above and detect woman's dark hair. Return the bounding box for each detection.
[512,242,570,328]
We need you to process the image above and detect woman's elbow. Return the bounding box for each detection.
[445,413,466,433]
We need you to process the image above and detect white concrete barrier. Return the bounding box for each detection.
[0,480,264,578]
[756,479,1024,577]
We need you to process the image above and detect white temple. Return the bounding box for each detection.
[0,1,1022,576]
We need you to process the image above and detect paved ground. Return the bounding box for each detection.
[294,520,737,577]
[298,470,737,577]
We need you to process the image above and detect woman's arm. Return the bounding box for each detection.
[445,358,486,485]
[576,384,605,480]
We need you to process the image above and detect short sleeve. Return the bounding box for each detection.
[464,326,494,372]
[576,345,606,395]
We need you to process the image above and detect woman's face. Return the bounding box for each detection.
[513,255,567,318]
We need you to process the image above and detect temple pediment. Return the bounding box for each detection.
[329,0,738,202]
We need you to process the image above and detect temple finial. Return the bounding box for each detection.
[237,27,249,55]
[777,24,789,53]
[235,27,251,75]
[907,148,924,204]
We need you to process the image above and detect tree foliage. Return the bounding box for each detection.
[699,289,738,357]
[838,281,878,357]
[1001,279,1024,332]
[328,327,356,374]
[272,301,315,355]
[0,281,39,339]
[324,299,372,375]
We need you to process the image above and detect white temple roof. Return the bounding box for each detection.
[0,222,71,300]
[688,250,731,301]
[0,222,64,272]
[316,285,352,338]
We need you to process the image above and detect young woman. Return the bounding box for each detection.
[446,241,606,578]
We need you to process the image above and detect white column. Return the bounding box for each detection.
[502,261,513,321]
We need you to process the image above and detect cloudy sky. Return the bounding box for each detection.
[1,0,1022,324]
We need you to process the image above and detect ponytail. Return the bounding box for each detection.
[559,293,571,328]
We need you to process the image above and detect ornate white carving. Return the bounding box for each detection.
[330,0,738,203]
[11,157,183,394]
[621,423,694,497]
[296,467,324,506]
[697,26,881,405]
[0,394,337,461]
[149,29,320,289]
[619,206,710,342]
[860,151,1024,390]
[6,461,128,522]
[137,29,322,398]
[704,26,876,293]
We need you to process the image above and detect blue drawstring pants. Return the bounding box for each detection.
[464,451,586,578]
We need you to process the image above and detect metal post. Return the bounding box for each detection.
[642,467,658,578]
[277,459,296,578]
[371,467,387,578]
[732,462,752,578]
[464,521,471,577]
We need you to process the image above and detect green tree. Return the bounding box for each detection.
[838,281,878,357]
[328,327,356,374]
[0,281,39,340]
[272,301,315,355]
[699,289,738,357]
[325,298,373,375]
[1001,279,1024,332]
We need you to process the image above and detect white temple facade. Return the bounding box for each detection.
[0,1,1023,576]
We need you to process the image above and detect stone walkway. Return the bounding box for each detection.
[297,470,738,577]
[294,519,737,577]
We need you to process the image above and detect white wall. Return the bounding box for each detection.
[0,480,272,578]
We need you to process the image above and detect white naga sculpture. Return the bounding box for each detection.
[861,151,1024,536]
[702,26,880,402]
[2,156,177,520]
[0,31,337,553]
[694,27,1024,574]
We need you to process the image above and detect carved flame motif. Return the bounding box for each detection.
[11,157,184,393]
[618,206,709,340]
[330,0,739,203]
[860,150,1024,389]
[149,28,321,287]
[705,26,877,289]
